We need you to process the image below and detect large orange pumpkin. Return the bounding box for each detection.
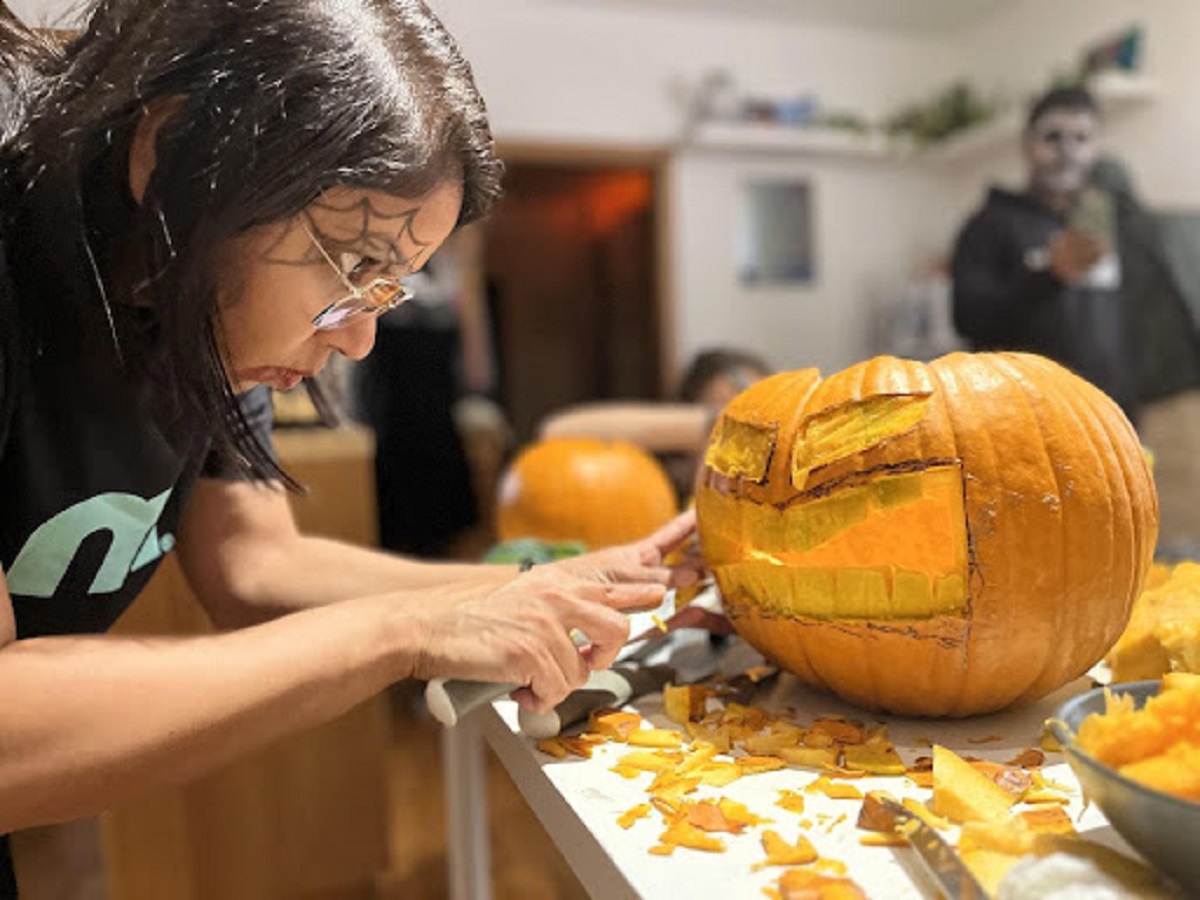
[496,437,678,549]
[695,352,1158,716]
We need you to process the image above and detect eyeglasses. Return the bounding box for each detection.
[301,220,413,331]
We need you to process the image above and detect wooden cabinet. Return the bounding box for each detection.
[101,425,393,900]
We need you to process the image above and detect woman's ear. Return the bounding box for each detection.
[128,96,186,204]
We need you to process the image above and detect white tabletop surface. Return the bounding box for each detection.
[478,657,1136,900]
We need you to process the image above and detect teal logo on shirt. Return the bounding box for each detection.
[6,489,175,598]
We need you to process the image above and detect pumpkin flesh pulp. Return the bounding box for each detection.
[702,465,968,622]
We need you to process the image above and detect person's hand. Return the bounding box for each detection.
[408,563,660,713]
[546,509,706,592]
[1047,228,1108,283]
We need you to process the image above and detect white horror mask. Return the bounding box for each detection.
[1024,107,1099,195]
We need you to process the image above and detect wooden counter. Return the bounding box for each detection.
[101,425,393,900]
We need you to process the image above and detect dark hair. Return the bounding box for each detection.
[1026,85,1098,130]
[1,0,502,484]
[677,347,772,404]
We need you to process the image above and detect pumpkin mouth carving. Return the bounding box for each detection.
[703,464,970,623]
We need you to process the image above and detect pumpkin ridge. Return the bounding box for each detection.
[1016,356,1150,701]
[983,354,1075,705]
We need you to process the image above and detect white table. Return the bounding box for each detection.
[442,662,1135,899]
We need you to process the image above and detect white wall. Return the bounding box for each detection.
[671,154,944,375]
[430,0,958,375]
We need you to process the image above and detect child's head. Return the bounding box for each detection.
[677,348,773,409]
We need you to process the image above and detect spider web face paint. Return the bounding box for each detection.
[264,196,433,276]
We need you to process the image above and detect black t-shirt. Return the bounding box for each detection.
[0,241,274,895]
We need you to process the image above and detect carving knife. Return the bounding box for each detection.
[875,794,988,900]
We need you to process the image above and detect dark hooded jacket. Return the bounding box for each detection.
[951,186,1139,421]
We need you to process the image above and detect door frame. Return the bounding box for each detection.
[493,139,678,398]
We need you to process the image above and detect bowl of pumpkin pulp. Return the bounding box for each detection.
[1050,673,1200,893]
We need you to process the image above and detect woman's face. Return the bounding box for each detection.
[216,179,463,393]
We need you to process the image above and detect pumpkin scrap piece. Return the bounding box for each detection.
[779,745,840,771]
[1031,771,1074,794]
[931,744,1016,824]
[627,728,685,749]
[842,741,906,776]
[659,817,727,853]
[648,773,700,809]
[684,800,746,834]
[685,721,732,753]
[648,843,675,857]
[718,796,770,828]
[805,776,863,800]
[746,665,777,682]
[776,789,806,814]
[590,708,643,741]
[776,867,866,900]
[1019,806,1075,835]
[534,735,599,759]
[855,791,900,833]
[745,724,805,755]
[663,684,711,725]
[860,832,908,848]
[610,764,643,780]
[737,755,788,775]
[617,803,652,829]
[614,750,681,773]
[695,762,742,787]
[753,830,818,869]
[810,718,866,745]
[1006,748,1045,768]
[969,760,1033,800]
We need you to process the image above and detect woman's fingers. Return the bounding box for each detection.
[642,509,697,558]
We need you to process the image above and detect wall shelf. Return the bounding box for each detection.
[918,71,1158,165]
[685,120,909,161]
[682,72,1158,165]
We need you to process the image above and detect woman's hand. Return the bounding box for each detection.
[405,511,705,713]
[547,509,705,591]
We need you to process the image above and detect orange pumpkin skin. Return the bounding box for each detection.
[696,352,1158,717]
[496,437,678,549]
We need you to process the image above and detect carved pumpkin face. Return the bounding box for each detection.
[695,353,1158,716]
[496,437,677,549]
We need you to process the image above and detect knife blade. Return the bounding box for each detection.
[424,623,676,728]
[517,632,776,739]
[875,794,988,900]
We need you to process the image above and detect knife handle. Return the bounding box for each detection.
[517,663,675,739]
[425,678,519,728]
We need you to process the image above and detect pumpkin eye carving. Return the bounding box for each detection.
[791,392,932,489]
[704,417,777,483]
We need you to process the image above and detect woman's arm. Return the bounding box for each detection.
[0,543,660,832]
[174,476,515,626]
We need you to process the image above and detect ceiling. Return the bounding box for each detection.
[555,0,1006,32]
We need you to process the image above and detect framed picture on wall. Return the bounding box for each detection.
[737,179,815,285]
